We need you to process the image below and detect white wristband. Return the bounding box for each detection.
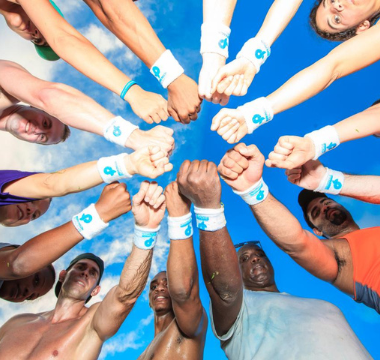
[193,206,226,232]
[168,213,193,240]
[97,154,132,183]
[314,168,344,195]
[237,97,274,134]
[200,22,231,58]
[134,225,160,250]
[72,203,109,240]
[103,116,138,147]
[305,126,340,160]
[233,178,269,205]
[236,37,270,74]
[150,50,184,88]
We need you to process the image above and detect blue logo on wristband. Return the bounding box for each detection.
[255,49,266,60]
[113,126,121,137]
[80,213,92,223]
[256,189,264,201]
[322,142,337,154]
[218,38,228,49]
[198,221,207,230]
[104,166,116,176]
[326,176,342,190]
[185,225,192,236]
[144,237,154,248]
[252,114,266,124]
[152,66,162,82]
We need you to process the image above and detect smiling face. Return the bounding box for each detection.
[0,199,51,227]
[238,245,276,291]
[315,0,376,34]
[306,197,355,237]
[0,266,55,303]
[6,106,66,145]
[148,271,172,314]
[60,260,101,302]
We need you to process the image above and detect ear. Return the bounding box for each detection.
[313,228,323,237]
[91,285,101,297]
[58,270,67,283]
[355,20,371,35]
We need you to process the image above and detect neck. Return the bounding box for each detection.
[50,295,88,323]
[153,309,175,336]
[245,283,279,293]
[330,223,360,239]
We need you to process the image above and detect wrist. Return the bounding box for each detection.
[168,212,193,240]
[103,116,138,147]
[314,168,344,195]
[167,206,191,218]
[150,50,184,88]
[233,178,269,205]
[134,224,160,250]
[123,84,142,103]
[97,154,132,183]
[236,37,270,74]
[200,22,231,58]
[124,128,141,150]
[193,205,226,232]
[123,154,137,176]
[304,126,340,160]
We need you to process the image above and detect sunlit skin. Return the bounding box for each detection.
[1,105,66,145]
[0,1,48,45]
[237,245,279,293]
[0,199,51,227]
[306,197,359,238]
[0,266,54,302]
[315,0,380,34]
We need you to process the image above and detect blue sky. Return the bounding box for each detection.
[0,0,379,358]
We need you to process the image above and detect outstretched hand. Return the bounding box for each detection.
[218,143,265,191]
[127,146,173,178]
[286,160,327,190]
[132,181,166,229]
[211,108,248,143]
[266,136,315,169]
[211,58,256,97]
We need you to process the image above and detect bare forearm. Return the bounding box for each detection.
[333,104,380,143]
[85,0,165,67]
[256,0,303,45]
[1,222,82,279]
[199,227,242,303]
[203,0,237,25]
[341,174,380,204]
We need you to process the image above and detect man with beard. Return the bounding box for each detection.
[138,180,207,359]
[218,143,380,314]
[176,159,370,359]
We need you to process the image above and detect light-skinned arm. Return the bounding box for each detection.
[212,0,304,97]
[218,143,338,282]
[3,146,172,199]
[83,0,201,124]
[0,60,175,152]
[15,0,168,123]
[211,24,380,143]
[287,159,380,204]
[0,182,131,280]
[177,160,243,336]
[198,0,237,105]
[165,180,207,338]
[90,181,165,340]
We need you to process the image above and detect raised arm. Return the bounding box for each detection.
[267,101,380,169]
[211,24,380,143]
[177,160,243,336]
[211,0,304,97]
[0,182,131,280]
[218,143,338,282]
[165,180,207,338]
[84,0,201,124]
[91,181,165,340]
[3,146,172,199]
[15,0,168,123]
[287,159,380,204]
[198,0,237,105]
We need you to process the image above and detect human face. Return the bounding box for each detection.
[0,199,51,227]
[238,245,275,290]
[6,106,65,145]
[61,260,101,301]
[3,5,48,46]
[148,271,172,313]
[0,266,54,302]
[316,0,375,33]
[306,197,354,237]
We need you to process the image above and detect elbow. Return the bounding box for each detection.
[281,230,311,257]
[5,254,32,279]
[169,282,194,304]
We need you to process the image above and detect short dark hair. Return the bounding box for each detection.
[309,0,380,42]
[298,189,327,229]
[60,125,71,143]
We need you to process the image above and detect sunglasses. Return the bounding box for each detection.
[233,240,263,249]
